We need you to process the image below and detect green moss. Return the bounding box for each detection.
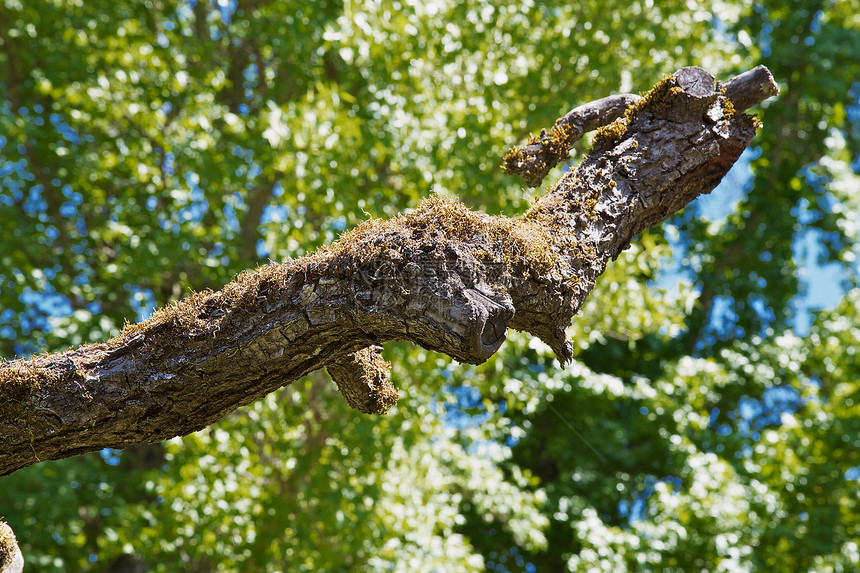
[723,98,736,119]
[502,123,578,187]
[593,75,675,148]
[325,194,559,276]
[0,361,45,418]
[501,145,526,173]
[593,119,628,146]
[751,115,763,130]
[2,191,590,425]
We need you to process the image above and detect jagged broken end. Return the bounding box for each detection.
[506,65,777,190]
[502,143,551,188]
[547,326,574,366]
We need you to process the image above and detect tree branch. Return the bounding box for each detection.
[0,66,778,476]
[502,93,642,188]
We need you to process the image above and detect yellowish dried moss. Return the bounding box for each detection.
[593,75,675,148]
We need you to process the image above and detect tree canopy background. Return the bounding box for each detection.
[1,0,859,571]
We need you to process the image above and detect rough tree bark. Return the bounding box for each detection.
[0,66,778,486]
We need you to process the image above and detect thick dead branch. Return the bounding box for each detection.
[0,66,778,476]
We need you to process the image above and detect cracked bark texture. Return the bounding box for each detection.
[0,66,778,478]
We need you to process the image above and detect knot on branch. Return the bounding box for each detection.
[327,346,398,415]
[460,287,515,359]
[402,243,516,364]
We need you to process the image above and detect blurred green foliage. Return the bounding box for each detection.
[1,0,859,571]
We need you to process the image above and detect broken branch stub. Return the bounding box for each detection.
[327,345,398,415]
[0,66,778,477]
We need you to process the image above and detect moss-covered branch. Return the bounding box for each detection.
[0,66,777,477]
[502,93,642,188]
